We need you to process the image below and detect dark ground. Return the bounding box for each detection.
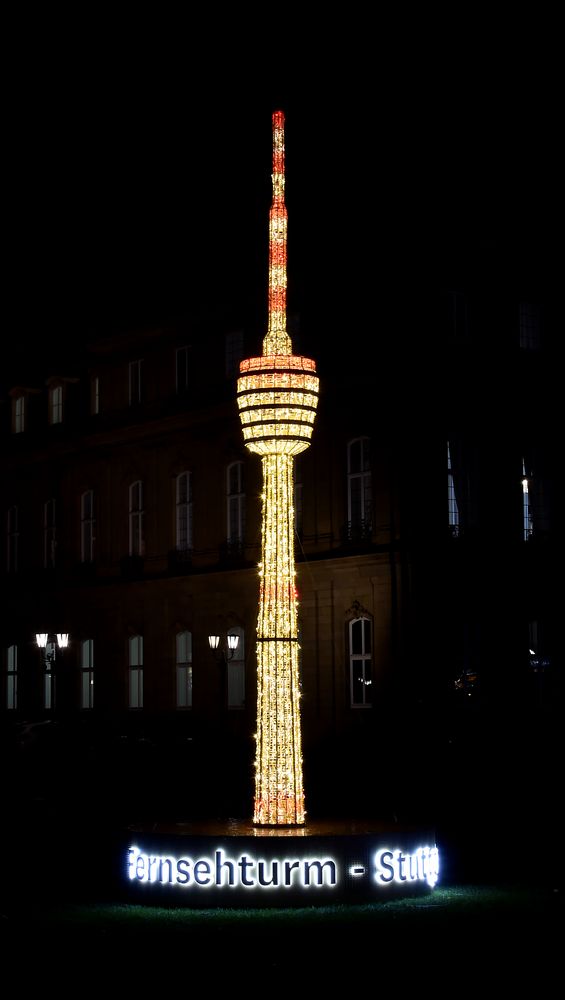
[0,711,560,988]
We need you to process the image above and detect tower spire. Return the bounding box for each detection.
[263,110,292,356]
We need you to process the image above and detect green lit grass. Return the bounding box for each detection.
[9,884,558,933]
[3,885,559,987]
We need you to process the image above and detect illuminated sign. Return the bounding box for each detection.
[128,846,338,890]
[374,846,439,888]
[125,839,440,903]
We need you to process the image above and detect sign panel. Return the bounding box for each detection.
[124,827,440,907]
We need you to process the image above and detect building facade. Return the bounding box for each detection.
[0,272,559,827]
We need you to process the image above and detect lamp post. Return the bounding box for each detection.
[208,633,239,663]
[36,632,69,711]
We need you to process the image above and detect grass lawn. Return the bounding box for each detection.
[3,882,559,987]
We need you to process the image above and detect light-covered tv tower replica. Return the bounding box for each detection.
[237,111,319,825]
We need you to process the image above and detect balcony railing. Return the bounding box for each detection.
[342,519,373,546]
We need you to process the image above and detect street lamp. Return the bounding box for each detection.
[36,632,70,710]
[208,633,239,663]
[36,633,69,652]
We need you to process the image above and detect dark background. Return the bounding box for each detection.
[1,21,561,924]
[3,16,561,380]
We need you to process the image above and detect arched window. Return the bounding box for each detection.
[349,615,373,707]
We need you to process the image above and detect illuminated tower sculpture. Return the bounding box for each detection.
[237,112,319,825]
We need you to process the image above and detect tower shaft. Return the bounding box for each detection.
[254,453,303,824]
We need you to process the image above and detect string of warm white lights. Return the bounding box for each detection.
[266,111,292,358]
[237,110,319,825]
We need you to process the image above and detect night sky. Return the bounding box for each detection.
[3,22,560,383]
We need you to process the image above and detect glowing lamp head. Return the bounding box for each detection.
[37,632,69,648]
[208,635,220,650]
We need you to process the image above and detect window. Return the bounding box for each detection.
[44,646,55,711]
[528,620,550,675]
[349,615,372,707]
[50,385,63,424]
[176,472,193,552]
[176,630,193,708]
[14,395,25,433]
[227,462,245,548]
[6,644,18,710]
[521,455,550,540]
[91,376,100,415]
[6,506,18,572]
[129,635,143,709]
[81,639,94,709]
[294,456,303,538]
[227,627,245,709]
[44,499,57,569]
[447,436,472,536]
[225,331,244,379]
[522,459,534,540]
[129,360,142,405]
[81,490,95,563]
[176,346,190,394]
[347,438,372,540]
[519,303,541,351]
[452,621,480,696]
[447,442,460,537]
[129,481,144,556]
[10,390,32,433]
[39,636,67,711]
